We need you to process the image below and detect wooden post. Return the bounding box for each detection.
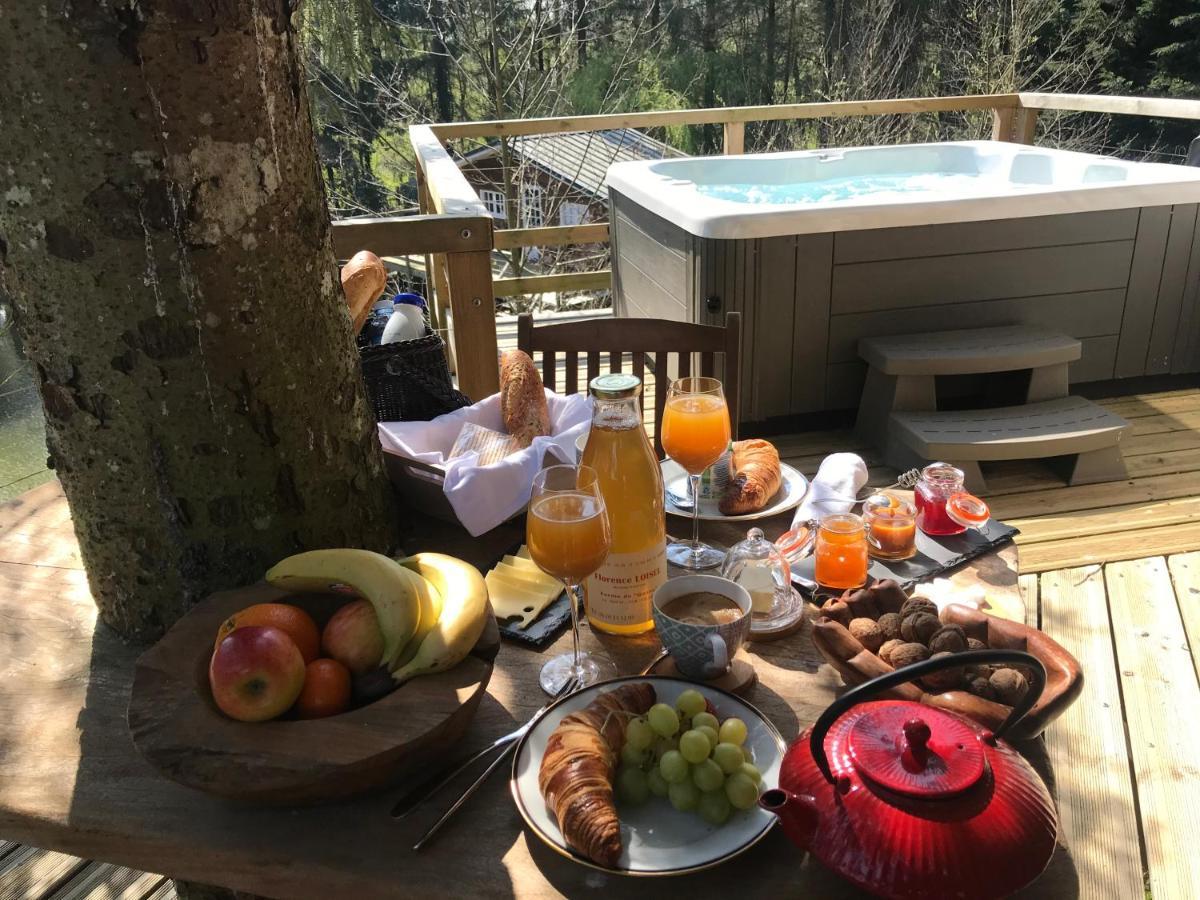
[444,250,500,399]
[723,121,745,154]
[991,106,1017,141]
[1012,107,1040,144]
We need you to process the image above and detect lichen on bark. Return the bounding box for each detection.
[0,0,400,641]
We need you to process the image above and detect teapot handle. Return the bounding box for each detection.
[810,649,1046,785]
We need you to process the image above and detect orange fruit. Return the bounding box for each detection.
[294,658,352,719]
[215,603,321,663]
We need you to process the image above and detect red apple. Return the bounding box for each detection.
[322,599,385,675]
[209,625,305,722]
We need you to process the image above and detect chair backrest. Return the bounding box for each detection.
[517,312,741,458]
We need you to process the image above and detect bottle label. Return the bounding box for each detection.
[584,542,667,626]
[699,446,732,499]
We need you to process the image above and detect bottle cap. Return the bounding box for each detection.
[588,373,641,399]
[393,293,426,309]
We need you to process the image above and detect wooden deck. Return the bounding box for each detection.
[1,384,1199,897]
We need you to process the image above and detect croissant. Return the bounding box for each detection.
[720,439,782,515]
[538,682,656,867]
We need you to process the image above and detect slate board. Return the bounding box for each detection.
[498,591,573,647]
[790,519,1020,599]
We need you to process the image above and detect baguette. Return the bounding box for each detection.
[340,250,388,334]
[499,350,551,447]
[719,439,782,515]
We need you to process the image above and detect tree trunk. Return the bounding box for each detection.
[764,0,777,105]
[0,0,400,641]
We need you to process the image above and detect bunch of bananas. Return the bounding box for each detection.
[265,550,489,685]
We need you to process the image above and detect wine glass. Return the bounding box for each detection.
[661,376,731,569]
[526,464,617,694]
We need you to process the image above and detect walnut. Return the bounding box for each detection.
[900,596,938,619]
[848,617,884,653]
[920,651,965,692]
[967,676,997,700]
[819,598,852,626]
[879,639,906,665]
[989,668,1029,706]
[900,611,941,645]
[928,624,968,654]
[876,612,903,642]
[890,642,931,668]
[966,637,988,651]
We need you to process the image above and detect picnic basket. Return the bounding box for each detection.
[359,331,470,423]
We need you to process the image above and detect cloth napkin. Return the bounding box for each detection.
[377,390,592,536]
[790,452,869,528]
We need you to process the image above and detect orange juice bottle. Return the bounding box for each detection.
[580,374,666,634]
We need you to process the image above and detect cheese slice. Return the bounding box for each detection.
[486,569,562,628]
[489,566,560,603]
[502,554,545,575]
[516,545,532,560]
[496,559,558,589]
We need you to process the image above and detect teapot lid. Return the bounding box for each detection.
[846,706,985,798]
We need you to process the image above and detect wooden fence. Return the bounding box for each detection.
[331,92,1200,400]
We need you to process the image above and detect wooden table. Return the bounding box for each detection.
[0,484,1078,900]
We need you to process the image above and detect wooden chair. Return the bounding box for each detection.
[517,312,741,458]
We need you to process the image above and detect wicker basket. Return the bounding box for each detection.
[359,332,471,423]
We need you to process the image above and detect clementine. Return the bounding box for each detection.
[215,603,321,663]
[294,658,352,719]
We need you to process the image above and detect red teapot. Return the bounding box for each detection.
[760,650,1057,899]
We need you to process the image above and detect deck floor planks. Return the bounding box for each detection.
[1167,552,1200,674]
[1008,495,1200,545]
[0,846,88,900]
[49,862,169,900]
[1105,557,1200,900]
[1039,565,1145,900]
[1020,521,1200,572]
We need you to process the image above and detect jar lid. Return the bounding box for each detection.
[589,373,641,399]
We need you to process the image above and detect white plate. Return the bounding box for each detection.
[663,459,809,521]
[510,675,786,876]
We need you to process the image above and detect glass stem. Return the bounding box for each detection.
[689,472,703,558]
[565,580,582,673]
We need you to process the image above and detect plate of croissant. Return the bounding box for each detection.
[511,676,785,875]
[663,439,808,521]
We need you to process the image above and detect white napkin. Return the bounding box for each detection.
[377,390,592,536]
[791,452,869,528]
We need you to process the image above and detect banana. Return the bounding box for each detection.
[265,549,421,668]
[390,566,444,670]
[393,553,489,684]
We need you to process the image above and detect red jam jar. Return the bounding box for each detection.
[915,463,968,536]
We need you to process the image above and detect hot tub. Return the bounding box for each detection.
[606,140,1200,421]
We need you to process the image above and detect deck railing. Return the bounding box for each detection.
[331,92,1200,400]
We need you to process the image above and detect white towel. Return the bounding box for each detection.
[377,390,592,536]
[791,452,869,528]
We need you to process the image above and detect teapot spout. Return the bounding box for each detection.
[759,788,819,850]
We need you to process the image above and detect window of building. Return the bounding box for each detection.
[521,185,545,228]
[480,189,506,219]
[559,202,588,226]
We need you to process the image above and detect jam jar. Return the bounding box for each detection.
[914,462,990,536]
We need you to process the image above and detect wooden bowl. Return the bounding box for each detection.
[127,582,499,805]
[810,598,1082,739]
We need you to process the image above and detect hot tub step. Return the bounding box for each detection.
[886,396,1131,492]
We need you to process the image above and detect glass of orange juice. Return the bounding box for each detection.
[527,464,616,694]
[813,513,869,590]
[661,376,731,570]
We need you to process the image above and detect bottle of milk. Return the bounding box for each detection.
[380,294,429,344]
[358,296,394,347]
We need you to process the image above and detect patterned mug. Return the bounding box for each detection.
[652,575,752,680]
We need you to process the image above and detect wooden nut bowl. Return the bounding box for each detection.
[811,591,1082,739]
[128,583,499,806]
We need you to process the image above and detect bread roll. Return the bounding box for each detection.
[340,250,388,333]
[499,350,551,447]
[719,439,782,515]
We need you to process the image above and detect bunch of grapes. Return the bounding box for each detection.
[616,689,762,826]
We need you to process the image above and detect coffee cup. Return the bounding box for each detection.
[652,575,752,680]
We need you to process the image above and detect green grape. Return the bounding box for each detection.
[692,757,724,792]
[659,749,689,784]
[679,729,711,764]
[647,703,680,738]
[668,779,700,812]
[698,789,732,825]
[676,689,707,717]
[724,772,760,810]
[713,742,745,774]
[651,735,679,761]
[620,742,649,768]
[625,717,654,752]
[718,717,748,747]
[647,767,670,797]
[696,724,719,751]
[616,766,650,805]
[692,711,719,732]
[739,762,763,784]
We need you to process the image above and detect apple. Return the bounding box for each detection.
[209,625,306,722]
[322,599,386,675]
